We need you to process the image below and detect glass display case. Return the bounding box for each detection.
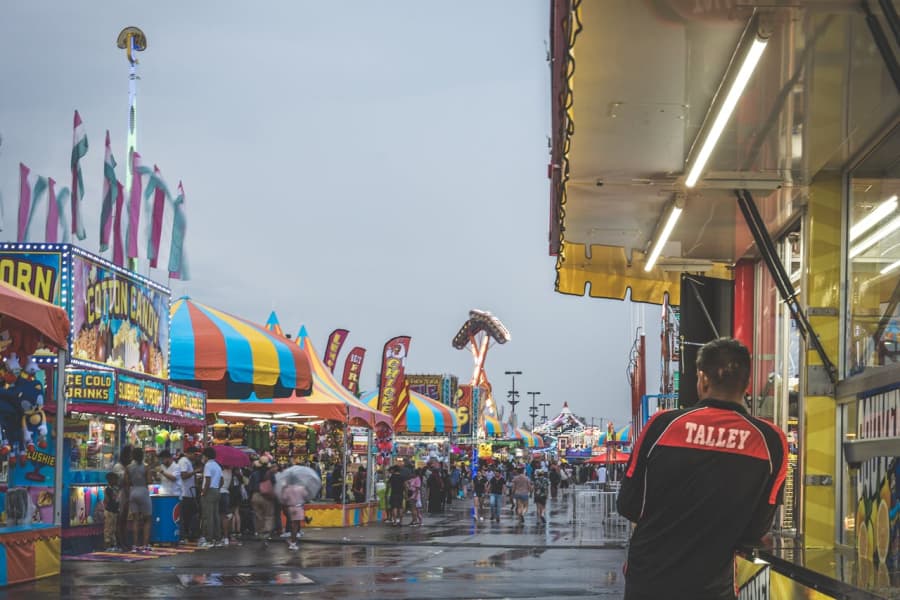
[63,413,117,473]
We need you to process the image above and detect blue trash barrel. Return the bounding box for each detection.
[150,495,180,543]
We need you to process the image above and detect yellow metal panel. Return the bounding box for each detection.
[803,172,842,548]
[556,242,732,305]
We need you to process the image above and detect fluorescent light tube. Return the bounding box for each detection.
[849,214,900,258]
[644,206,684,272]
[880,258,900,275]
[685,37,768,188]
[850,196,898,241]
[219,411,267,419]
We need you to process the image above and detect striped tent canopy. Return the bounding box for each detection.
[597,424,631,445]
[170,298,312,400]
[506,427,542,448]
[363,389,458,434]
[206,322,390,429]
[483,415,502,437]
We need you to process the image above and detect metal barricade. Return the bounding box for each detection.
[570,486,630,546]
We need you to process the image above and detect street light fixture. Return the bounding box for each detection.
[527,391,541,430]
[539,402,551,422]
[504,371,522,422]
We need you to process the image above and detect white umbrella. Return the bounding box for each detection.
[275,465,322,500]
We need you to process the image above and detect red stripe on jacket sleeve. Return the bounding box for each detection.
[768,424,789,505]
[626,411,666,478]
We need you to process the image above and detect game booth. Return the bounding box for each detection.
[0,245,209,555]
[175,308,388,528]
[0,276,70,587]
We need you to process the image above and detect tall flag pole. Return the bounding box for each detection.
[112,181,126,267]
[99,130,117,252]
[126,151,143,259]
[323,329,349,373]
[377,336,411,416]
[341,347,366,395]
[70,110,88,240]
[116,27,147,269]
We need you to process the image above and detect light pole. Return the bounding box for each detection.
[539,402,551,422]
[527,391,541,430]
[504,370,522,423]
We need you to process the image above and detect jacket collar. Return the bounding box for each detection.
[696,398,749,415]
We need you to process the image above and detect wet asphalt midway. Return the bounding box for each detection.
[4,488,627,599]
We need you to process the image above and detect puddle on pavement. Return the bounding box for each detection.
[474,547,546,568]
[177,570,314,587]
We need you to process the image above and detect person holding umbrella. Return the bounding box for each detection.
[276,466,321,551]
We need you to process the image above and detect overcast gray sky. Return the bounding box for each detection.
[0,1,658,428]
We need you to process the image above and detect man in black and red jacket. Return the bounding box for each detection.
[618,338,788,600]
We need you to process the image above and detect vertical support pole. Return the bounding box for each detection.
[54,350,66,526]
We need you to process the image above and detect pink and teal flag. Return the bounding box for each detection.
[168,181,188,280]
[70,110,88,240]
[145,165,169,268]
[45,178,60,242]
[113,181,125,267]
[126,151,143,259]
[99,130,117,251]
[18,163,48,242]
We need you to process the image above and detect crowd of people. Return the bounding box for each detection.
[380,457,602,527]
[102,445,319,553]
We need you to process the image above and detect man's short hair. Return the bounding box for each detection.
[202,447,217,460]
[696,337,751,396]
[158,449,172,459]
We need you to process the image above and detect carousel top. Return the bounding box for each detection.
[534,401,588,434]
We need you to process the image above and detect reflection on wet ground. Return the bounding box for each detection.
[4,490,627,599]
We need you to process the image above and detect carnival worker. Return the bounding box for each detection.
[617,338,788,600]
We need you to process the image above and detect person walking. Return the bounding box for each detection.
[617,338,788,600]
[548,464,560,500]
[279,477,309,551]
[112,445,132,550]
[533,468,550,524]
[125,447,152,552]
[199,447,223,547]
[406,468,423,526]
[488,468,506,523]
[249,457,276,540]
[510,468,532,524]
[387,465,405,526]
[472,470,487,522]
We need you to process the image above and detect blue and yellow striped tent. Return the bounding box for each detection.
[363,389,458,434]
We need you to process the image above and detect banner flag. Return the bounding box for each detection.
[168,181,188,280]
[70,110,88,240]
[377,336,411,416]
[323,329,349,373]
[146,165,168,268]
[99,130,117,251]
[457,384,474,435]
[112,181,125,267]
[341,346,366,395]
[18,163,48,242]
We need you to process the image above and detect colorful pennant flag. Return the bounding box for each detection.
[168,181,188,280]
[146,165,168,268]
[323,329,349,373]
[18,163,47,242]
[126,151,143,259]
[99,130,117,251]
[378,336,411,416]
[341,346,366,395]
[113,181,125,267]
[44,179,70,243]
[70,110,88,240]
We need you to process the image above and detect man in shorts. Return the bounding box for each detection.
[387,466,405,526]
[510,468,532,524]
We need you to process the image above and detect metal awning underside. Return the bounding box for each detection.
[548,0,875,304]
